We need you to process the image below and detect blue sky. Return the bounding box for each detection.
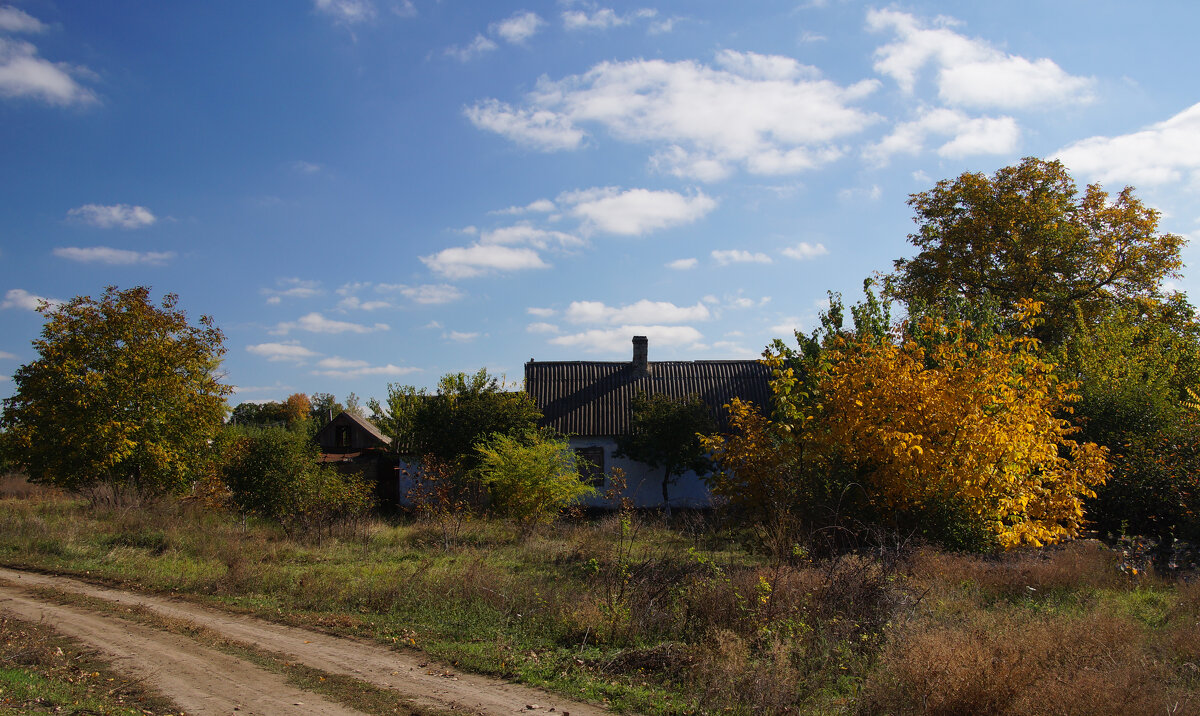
[3,0,1200,406]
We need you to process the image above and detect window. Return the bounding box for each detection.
[335,425,352,449]
[574,446,605,487]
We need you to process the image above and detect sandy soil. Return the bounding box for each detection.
[0,566,610,716]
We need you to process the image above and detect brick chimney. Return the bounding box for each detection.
[632,335,649,376]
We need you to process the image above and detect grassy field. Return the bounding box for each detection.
[0,479,1196,715]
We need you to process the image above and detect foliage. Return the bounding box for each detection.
[0,286,231,499]
[615,392,716,510]
[230,393,312,431]
[811,302,1109,548]
[309,392,344,428]
[892,157,1184,344]
[282,392,312,426]
[471,432,596,529]
[376,370,541,470]
[222,426,373,538]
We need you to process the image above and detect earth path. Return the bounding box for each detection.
[0,566,610,716]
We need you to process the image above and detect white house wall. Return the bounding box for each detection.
[569,436,712,509]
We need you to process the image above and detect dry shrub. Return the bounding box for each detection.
[860,607,1193,715]
[1164,579,1200,662]
[911,540,1125,601]
[0,472,58,500]
[689,630,805,714]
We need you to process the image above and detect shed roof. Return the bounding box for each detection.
[313,410,392,449]
[525,359,772,436]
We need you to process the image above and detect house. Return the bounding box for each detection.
[524,336,772,508]
[312,411,398,506]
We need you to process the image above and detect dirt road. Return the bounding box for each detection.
[0,566,610,716]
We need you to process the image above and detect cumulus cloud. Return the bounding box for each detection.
[66,204,156,229]
[52,247,174,265]
[527,307,555,317]
[246,341,320,363]
[491,198,556,215]
[0,6,45,33]
[445,34,498,62]
[272,312,388,335]
[1,288,60,311]
[527,322,559,333]
[712,249,772,265]
[561,8,656,31]
[770,316,807,336]
[465,50,880,179]
[667,257,698,270]
[290,160,322,174]
[261,278,323,304]
[0,36,96,106]
[312,357,420,379]
[559,187,717,235]
[1054,102,1200,187]
[492,11,544,44]
[444,330,480,343]
[314,0,375,24]
[421,244,549,279]
[565,299,710,325]
[781,242,829,260]
[480,224,583,248]
[550,325,704,354]
[399,283,465,305]
[865,107,1019,165]
[337,296,393,311]
[867,9,1093,110]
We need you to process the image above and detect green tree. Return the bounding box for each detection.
[0,286,232,499]
[892,157,1184,344]
[615,391,716,512]
[367,383,427,454]
[309,393,344,428]
[471,432,596,530]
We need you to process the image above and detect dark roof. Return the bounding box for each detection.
[525,360,772,436]
[313,410,391,449]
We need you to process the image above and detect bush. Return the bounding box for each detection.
[222,427,373,538]
[470,433,595,529]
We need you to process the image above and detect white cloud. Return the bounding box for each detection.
[550,325,704,353]
[0,36,96,106]
[273,312,388,335]
[565,299,710,325]
[559,187,717,235]
[420,244,550,279]
[865,107,1019,165]
[527,306,555,317]
[53,247,174,265]
[0,351,15,360]
[667,257,698,270]
[465,51,880,179]
[562,8,656,31]
[837,184,884,202]
[261,278,323,303]
[338,296,393,311]
[400,283,465,304]
[867,9,1093,110]
[444,330,480,343]
[1,288,60,311]
[312,357,420,379]
[464,99,584,150]
[66,204,156,229]
[314,0,375,24]
[527,322,559,333]
[445,34,498,62]
[480,224,583,248]
[290,160,322,174]
[246,341,319,363]
[492,198,556,215]
[770,316,806,336]
[492,11,544,44]
[781,242,829,260]
[1054,102,1200,187]
[0,6,45,33]
[712,249,772,265]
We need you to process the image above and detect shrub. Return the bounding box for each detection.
[222,427,373,538]
[470,433,595,529]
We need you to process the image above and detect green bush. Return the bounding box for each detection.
[470,433,596,529]
[222,427,373,538]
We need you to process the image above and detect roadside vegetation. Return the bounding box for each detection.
[2,158,1200,713]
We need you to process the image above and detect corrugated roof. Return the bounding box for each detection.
[525,359,772,436]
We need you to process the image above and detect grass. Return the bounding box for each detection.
[0,480,1196,714]
[0,612,182,715]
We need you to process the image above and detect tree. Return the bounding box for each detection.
[309,393,343,428]
[471,432,596,530]
[892,157,1184,344]
[368,383,427,454]
[281,393,312,427]
[615,391,716,512]
[1,286,232,499]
